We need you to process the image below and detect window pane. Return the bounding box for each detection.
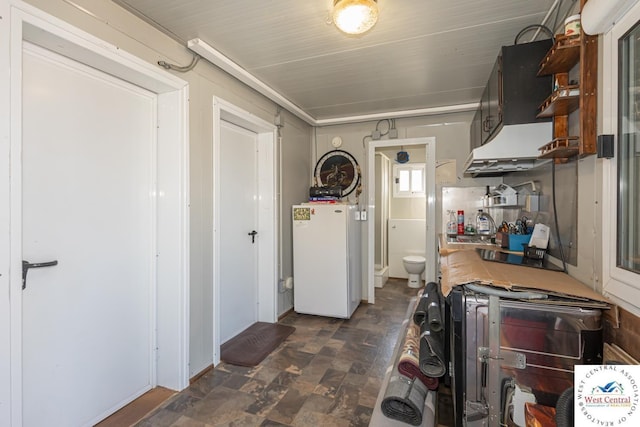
[398,170,410,191]
[411,169,423,192]
[618,23,640,273]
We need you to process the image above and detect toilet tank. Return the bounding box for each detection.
[388,218,426,278]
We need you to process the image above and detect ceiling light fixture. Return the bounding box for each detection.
[333,0,379,35]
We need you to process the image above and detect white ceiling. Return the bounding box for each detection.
[113,0,575,123]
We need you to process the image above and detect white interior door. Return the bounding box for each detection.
[22,43,155,426]
[219,121,258,344]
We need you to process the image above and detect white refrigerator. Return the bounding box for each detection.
[292,203,361,318]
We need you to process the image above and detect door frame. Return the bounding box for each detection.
[212,97,277,364]
[1,2,190,425]
[365,137,436,303]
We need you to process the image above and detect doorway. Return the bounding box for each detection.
[3,5,189,426]
[212,98,277,364]
[366,138,436,304]
[219,121,259,343]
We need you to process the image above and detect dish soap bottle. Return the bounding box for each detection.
[476,209,494,236]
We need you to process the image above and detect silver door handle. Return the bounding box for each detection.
[22,260,58,290]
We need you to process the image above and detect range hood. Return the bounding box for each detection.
[463,122,552,176]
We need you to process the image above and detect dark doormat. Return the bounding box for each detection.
[221,322,295,367]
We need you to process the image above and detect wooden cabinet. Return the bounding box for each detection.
[481,58,501,142]
[536,2,597,159]
[470,108,483,150]
[469,39,552,150]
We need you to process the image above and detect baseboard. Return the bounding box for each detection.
[278,308,294,321]
[189,364,213,384]
[95,387,175,427]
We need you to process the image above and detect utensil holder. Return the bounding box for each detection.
[507,234,531,252]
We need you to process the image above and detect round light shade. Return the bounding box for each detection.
[333,0,379,35]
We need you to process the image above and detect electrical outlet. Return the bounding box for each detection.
[361,210,367,221]
[355,211,361,220]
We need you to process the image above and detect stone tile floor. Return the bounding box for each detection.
[136,278,429,426]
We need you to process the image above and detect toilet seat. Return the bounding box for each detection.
[403,255,426,264]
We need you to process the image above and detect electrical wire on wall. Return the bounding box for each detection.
[157,54,201,72]
[313,126,319,186]
[375,119,391,138]
[551,160,568,273]
[524,0,578,42]
[275,108,288,295]
[361,119,398,148]
[362,134,373,148]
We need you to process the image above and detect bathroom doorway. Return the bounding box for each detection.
[366,137,436,304]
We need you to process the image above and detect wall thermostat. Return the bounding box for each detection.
[331,136,343,148]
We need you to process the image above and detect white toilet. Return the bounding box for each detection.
[402,255,426,288]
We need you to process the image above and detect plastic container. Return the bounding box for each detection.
[475,209,494,236]
[565,14,581,36]
[465,219,475,235]
[447,210,458,236]
[508,234,531,252]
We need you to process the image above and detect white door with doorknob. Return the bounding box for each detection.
[219,120,259,344]
[21,42,156,426]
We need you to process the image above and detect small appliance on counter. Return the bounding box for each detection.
[484,183,518,207]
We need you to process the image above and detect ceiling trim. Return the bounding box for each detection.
[188,37,477,127]
[314,103,479,126]
[188,38,317,124]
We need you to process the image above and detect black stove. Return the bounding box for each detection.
[475,248,564,272]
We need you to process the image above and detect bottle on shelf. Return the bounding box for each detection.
[476,209,496,236]
[447,210,458,236]
[465,218,476,235]
[457,210,465,235]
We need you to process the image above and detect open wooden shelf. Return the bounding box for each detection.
[538,137,580,159]
[538,35,581,76]
[537,85,580,117]
[536,6,597,160]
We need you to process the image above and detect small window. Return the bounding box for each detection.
[393,163,425,198]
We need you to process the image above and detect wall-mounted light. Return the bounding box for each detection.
[333,0,379,35]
